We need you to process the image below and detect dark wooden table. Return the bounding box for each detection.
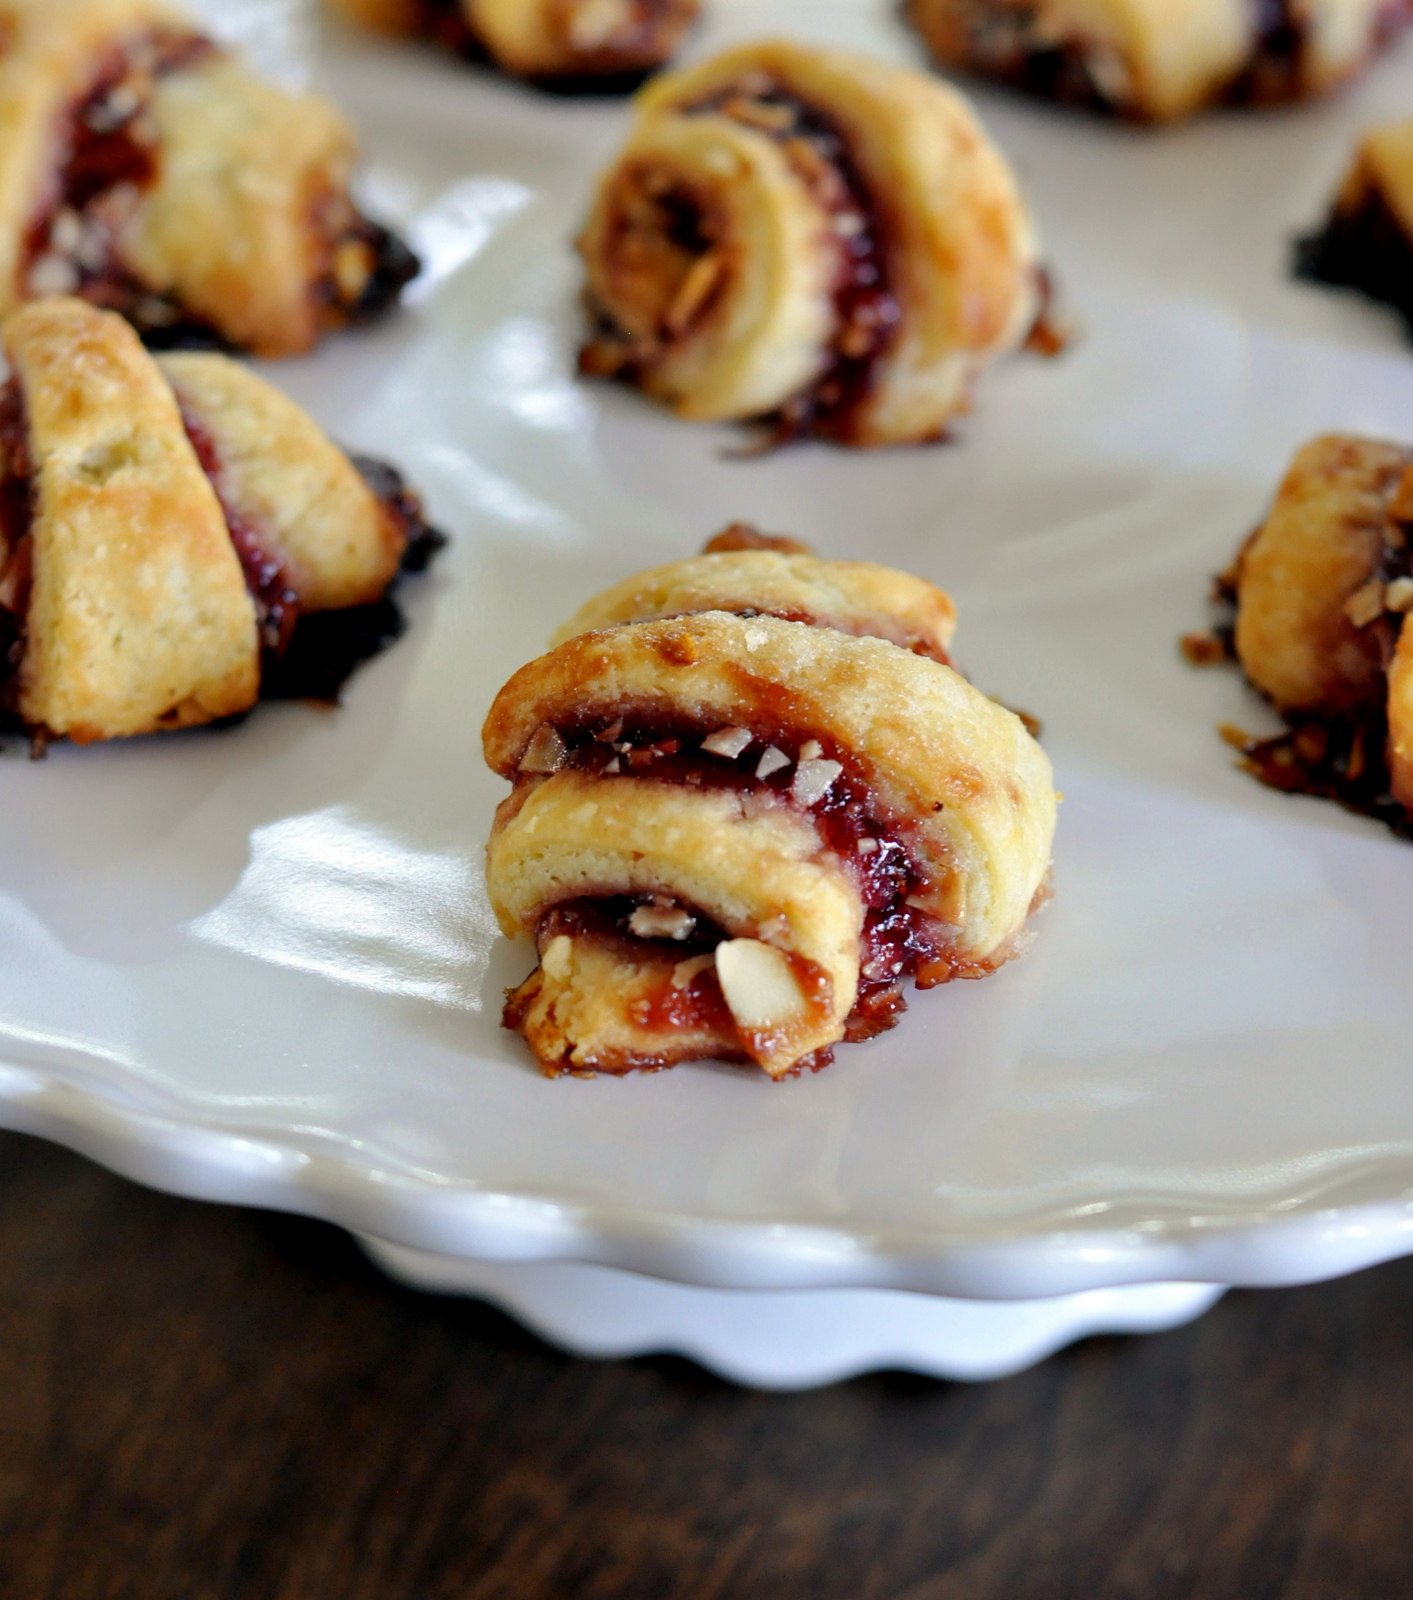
[3,1127,1412,1598]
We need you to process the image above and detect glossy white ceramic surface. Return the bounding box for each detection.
[3,1,1413,1305]
[361,1241,1226,1388]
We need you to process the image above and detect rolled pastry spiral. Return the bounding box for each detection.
[0,0,418,356]
[331,0,700,86]
[482,532,1057,1078]
[907,0,1407,122]
[576,39,1051,448]
[0,297,443,745]
[1219,434,1413,823]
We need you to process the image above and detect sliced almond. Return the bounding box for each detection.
[541,934,573,981]
[1345,579,1386,629]
[1387,576,1413,613]
[756,746,791,780]
[799,740,823,761]
[715,939,807,1030]
[671,953,715,990]
[629,902,697,941]
[665,253,723,335]
[565,0,632,49]
[519,723,567,773]
[791,758,842,808]
[702,726,753,759]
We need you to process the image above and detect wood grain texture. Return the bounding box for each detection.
[3,1126,1413,1598]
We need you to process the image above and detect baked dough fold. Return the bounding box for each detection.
[906,0,1404,122]
[576,38,1049,447]
[5,294,258,740]
[1210,434,1413,824]
[483,549,1056,1078]
[0,297,443,744]
[331,0,700,86]
[0,0,417,356]
[549,547,957,661]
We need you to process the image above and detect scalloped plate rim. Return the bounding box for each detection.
[6,1062,1413,1299]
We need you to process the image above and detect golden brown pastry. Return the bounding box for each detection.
[907,0,1407,121]
[0,0,418,357]
[1192,434,1413,828]
[0,297,444,746]
[482,532,1057,1078]
[1296,120,1413,336]
[331,0,699,88]
[576,39,1055,449]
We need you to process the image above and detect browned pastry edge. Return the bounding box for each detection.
[0,299,446,750]
[11,21,418,355]
[342,0,699,88]
[1183,433,1413,833]
[484,604,1056,1078]
[906,0,1411,122]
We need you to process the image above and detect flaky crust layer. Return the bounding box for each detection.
[5,298,258,739]
[483,611,1056,963]
[548,551,957,659]
[1234,434,1405,715]
[123,56,360,358]
[579,110,840,421]
[580,38,1040,446]
[157,353,403,612]
[489,769,862,1072]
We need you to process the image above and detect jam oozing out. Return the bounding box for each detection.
[262,457,447,704]
[1295,182,1413,341]
[519,716,972,1049]
[180,416,448,704]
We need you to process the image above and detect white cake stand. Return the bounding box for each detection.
[360,1239,1224,1389]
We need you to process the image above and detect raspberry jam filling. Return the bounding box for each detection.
[581,76,902,442]
[0,382,34,722]
[0,377,446,744]
[531,896,740,1044]
[512,894,839,1077]
[515,715,978,1051]
[694,78,899,442]
[179,413,448,704]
